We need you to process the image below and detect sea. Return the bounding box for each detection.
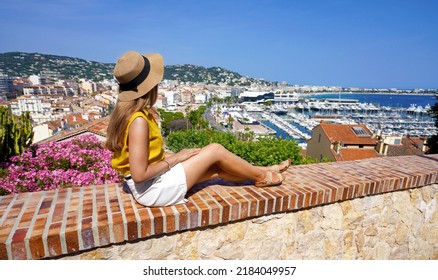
[261,93,437,142]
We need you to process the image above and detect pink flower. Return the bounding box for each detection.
[0,134,121,195]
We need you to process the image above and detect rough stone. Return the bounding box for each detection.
[395,222,409,245]
[343,211,364,230]
[417,199,436,222]
[214,243,244,260]
[321,203,343,230]
[252,213,284,224]
[364,224,378,236]
[375,241,391,259]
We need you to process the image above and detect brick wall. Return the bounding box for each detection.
[1,154,437,260]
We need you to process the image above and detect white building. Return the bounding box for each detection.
[194,93,207,104]
[29,75,41,85]
[11,95,53,124]
[163,91,177,105]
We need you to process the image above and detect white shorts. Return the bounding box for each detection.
[125,163,188,207]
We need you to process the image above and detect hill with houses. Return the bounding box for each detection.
[0,52,276,86]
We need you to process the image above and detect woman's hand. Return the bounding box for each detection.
[175,148,201,163]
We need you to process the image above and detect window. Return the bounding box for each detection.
[352,126,370,136]
[318,134,321,143]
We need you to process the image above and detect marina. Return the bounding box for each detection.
[215,93,437,146]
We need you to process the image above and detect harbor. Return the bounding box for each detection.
[212,93,437,147]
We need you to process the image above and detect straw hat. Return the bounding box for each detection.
[114,51,164,102]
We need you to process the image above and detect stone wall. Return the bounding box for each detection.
[62,183,438,260]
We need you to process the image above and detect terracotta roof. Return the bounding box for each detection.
[37,116,110,144]
[386,137,425,157]
[65,113,89,126]
[46,119,62,131]
[338,149,381,161]
[319,122,377,145]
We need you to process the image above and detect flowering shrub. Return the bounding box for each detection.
[0,134,121,195]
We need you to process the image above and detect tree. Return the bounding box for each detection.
[0,107,34,162]
[187,106,209,130]
[426,96,438,154]
[157,108,185,136]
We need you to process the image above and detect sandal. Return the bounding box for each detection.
[276,159,292,173]
[255,171,285,188]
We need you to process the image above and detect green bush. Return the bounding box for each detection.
[166,129,315,166]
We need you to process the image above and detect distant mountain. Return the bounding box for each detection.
[0,52,114,81]
[0,52,276,86]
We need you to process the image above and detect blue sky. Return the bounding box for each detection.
[1,0,437,89]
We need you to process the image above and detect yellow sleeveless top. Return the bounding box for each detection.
[111,109,165,176]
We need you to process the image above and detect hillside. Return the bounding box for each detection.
[0,52,276,86]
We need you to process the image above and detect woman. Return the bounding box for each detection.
[106,51,290,207]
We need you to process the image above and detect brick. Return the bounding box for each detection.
[240,187,262,217]
[124,212,139,241]
[184,202,200,229]
[162,206,176,233]
[174,204,189,231]
[47,222,63,257]
[11,240,27,260]
[29,235,45,259]
[290,188,304,209]
[0,243,6,260]
[191,194,210,227]
[266,187,287,212]
[197,191,222,226]
[256,188,276,215]
[0,195,14,213]
[81,217,95,250]
[150,207,164,235]
[64,229,80,254]
[229,188,250,219]
[110,213,124,243]
[120,194,138,240]
[202,190,225,223]
[137,208,153,238]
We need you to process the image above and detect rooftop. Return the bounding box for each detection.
[319,122,377,146]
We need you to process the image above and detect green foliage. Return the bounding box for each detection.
[162,64,277,86]
[0,52,114,81]
[157,108,185,135]
[166,129,312,166]
[187,106,209,129]
[0,107,34,162]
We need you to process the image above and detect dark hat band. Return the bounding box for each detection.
[118,56,151,92]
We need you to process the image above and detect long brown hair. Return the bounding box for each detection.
[105,85,158,152]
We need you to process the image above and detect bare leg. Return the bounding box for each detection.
[192,164,249,185]
[181,143,267,189]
